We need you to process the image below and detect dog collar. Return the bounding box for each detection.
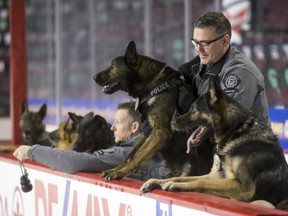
[216,116,259,154]
[135,76,183,110]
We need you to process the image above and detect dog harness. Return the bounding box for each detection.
[135,66,184,111]
[136,66,185,137]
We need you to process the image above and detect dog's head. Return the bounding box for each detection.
[93,41,166,97]
[173,75,250,152]
[173,76,223,128]
[48,116,79,150]
[19,100,47,146]
[68,112,115,153]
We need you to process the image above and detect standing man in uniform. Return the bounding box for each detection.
[178,11,270,127]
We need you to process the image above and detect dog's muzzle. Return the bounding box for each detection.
[93,74,121,94]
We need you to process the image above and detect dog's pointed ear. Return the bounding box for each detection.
[125,41,138,64]
[84,111,94,118]
[38,103,47,120]
[93,115,107,125]
[64,118,76,130]
[208,75,222,104]
[68,112,82,126]
[21,100,29,114]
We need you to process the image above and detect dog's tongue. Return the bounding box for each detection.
[186,126,204,154]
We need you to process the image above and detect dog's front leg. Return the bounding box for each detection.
[101,134,147,181]
[153,177,250,201]
[102,130,170,182]
[140,173,212,193]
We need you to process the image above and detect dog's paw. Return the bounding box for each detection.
[161,182,193,192]
[100,170,110,178]
[140,179,161,194]
[161,181,175,191]
[101,170,124,182]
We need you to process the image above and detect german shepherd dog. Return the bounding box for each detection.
[140,75,288,210]
[68,112,115,153]
[48,116,80,150]
[94,41,214,182]
[20,100,52,146]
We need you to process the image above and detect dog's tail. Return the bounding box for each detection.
[276,199,288,211]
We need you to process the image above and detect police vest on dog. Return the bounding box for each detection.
[150,82,170,96]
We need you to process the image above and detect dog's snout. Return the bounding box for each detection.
[93,73,101,83]
[92,74,97,82]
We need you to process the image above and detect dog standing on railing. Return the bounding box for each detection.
[140,75,288,211]
[94,41,214,182]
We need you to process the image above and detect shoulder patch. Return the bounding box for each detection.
[224,74,240,89]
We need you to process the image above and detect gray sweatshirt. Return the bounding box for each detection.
[28,134,167,181]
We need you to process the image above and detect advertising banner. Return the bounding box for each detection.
[0,160,215,216]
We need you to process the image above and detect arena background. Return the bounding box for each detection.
[1,0,288,148]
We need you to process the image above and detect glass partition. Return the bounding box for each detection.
[25,0,288,127]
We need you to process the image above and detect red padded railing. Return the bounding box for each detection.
[0,152,287,216]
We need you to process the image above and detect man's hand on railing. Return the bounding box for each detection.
[13,145,31,161]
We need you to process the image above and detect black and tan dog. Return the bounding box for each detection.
[68,112,115,153]
[140,75,288,210]
[20,100,51,146]
[48,115,80,150]
[94,41,214,182]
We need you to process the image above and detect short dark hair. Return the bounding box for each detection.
[117,101,141,123]
[194,12,231,37]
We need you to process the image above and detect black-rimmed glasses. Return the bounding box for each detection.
[191,33,227,48]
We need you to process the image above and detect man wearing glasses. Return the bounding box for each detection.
[178,11,270,127]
